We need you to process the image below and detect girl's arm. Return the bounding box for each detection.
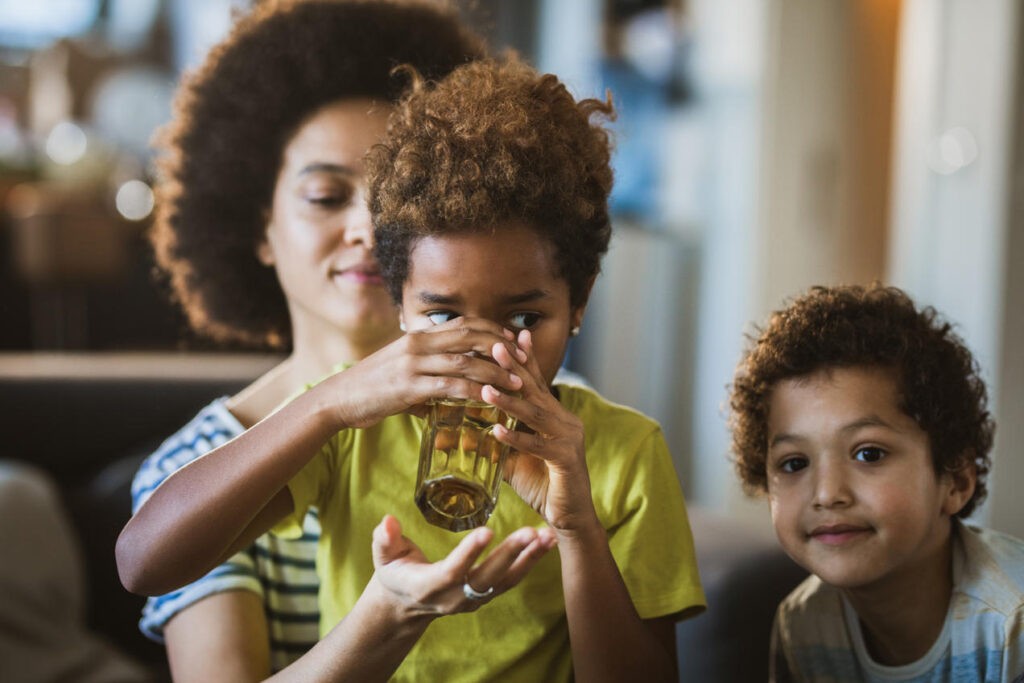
[116,318,524,596]
[486,331,679,682]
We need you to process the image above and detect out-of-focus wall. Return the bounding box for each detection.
[888,0,1024,537]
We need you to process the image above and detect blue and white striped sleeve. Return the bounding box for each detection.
[130,399,260,642]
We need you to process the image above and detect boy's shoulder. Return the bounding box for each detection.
[956,522,1024,617]
[775,575,860,662]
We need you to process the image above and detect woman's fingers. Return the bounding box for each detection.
[466,526,557,594]
[437,526,495,580]
[371,515,408,568]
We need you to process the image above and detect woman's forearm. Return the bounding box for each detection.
[116,387,341,595]
[268,574,434,683]
[558,520,677,683]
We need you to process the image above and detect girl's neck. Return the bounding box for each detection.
[841,527,954,667]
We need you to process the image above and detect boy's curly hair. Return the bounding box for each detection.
[368,57,615,309]
[729,284,994,518]
[151,0,485,348]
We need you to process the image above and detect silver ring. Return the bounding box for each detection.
[462,581,494,601]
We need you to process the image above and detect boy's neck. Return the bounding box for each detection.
[841,524,955,667]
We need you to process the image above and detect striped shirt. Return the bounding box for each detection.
[131,398,320,672]
[771,521,1024,682]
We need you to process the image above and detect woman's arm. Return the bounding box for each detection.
[269,515,557,682]
[116,319,524,596]
[486,331,679,682]
[165,591,273,682]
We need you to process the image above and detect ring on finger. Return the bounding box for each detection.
[462,580,494,601]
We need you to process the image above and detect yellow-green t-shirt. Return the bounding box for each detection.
[275,384,705,681]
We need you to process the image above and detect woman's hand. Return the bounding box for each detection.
[326,318,525,430]
[370,515,556,618]
[483,330,598,534]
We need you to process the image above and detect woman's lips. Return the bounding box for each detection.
[332,267,384,285]
[808,524,871,546]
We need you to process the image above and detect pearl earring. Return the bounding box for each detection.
[569,326,580,337]
[399,320,407,332]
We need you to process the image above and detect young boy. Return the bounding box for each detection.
[118,56,704,681]
[729,284,1024,682]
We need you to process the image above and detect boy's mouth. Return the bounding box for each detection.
[808,523,872,545]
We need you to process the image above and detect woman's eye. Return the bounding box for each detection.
[427,311,459,326]
[779,456,808,474]
[854,447,886,463]
[508,312,540,329]
[305,186,354,208]
[307,194,350,208]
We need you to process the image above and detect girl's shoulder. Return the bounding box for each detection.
[556,384,662,444]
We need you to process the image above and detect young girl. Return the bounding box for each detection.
[119,56,704,681]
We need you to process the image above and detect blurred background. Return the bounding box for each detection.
[1,0,1022,561]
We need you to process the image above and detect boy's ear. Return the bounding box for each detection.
[941,456,977,517]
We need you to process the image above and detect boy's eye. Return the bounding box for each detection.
[779,456,808,474]
[508,312,541,329]
[853,446,886,463]
[427,311,459,326]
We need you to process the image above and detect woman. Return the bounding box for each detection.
[131,2,550,680]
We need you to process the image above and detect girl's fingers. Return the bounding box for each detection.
[481,384,560,442]
[417,315,514,340]
[492,422,561,461]
[490,341,543,394]
[518,330,544,377]
[408,353,522,394]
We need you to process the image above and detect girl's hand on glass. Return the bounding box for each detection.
[483,330,598,534]
[328,318,524,429]
[370,515,556,618]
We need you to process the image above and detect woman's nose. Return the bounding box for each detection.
[344,199,374,247]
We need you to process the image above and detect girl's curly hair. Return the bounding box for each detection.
[368,57,615,309]
[151,0,485,348]
[729,284,994,518]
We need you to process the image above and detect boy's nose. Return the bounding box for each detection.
[811,461,853,509]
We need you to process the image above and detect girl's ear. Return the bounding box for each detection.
[570,276,598,330]
[941,456,977,517]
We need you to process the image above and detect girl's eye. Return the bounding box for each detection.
[427,311,459,326]
[508,312,540,329]
[779,456,809,474]
[854,447,886,463]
